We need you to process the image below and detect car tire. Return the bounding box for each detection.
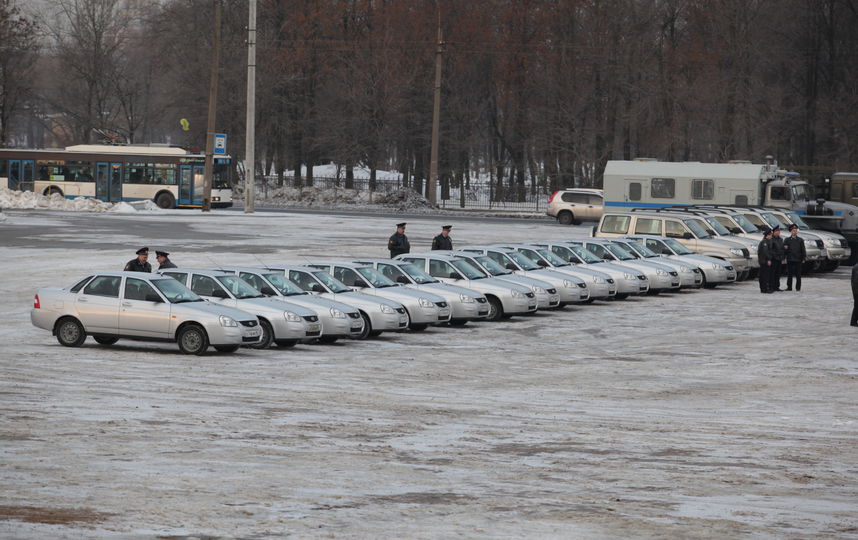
[55,317,87,347]
[177,324,209,355]
[249,319,274,349]
[93,335,119,345]
[353,312,372,340]
[318,336,339,344]
[557,211,574,226]
[409,323,428,331]
[486,296,503,321]
[214,344,240,353]
[613,293,629,300]
[155,192,175,209]
[274,339,297,348]
[448,319,469,326]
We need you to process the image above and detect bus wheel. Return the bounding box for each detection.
[44,186,64,197]
[155,192,175,209]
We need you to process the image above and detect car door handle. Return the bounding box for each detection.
[122,302,132,307]
[78,298,88,303]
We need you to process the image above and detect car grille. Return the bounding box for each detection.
[546,288,557,294]
[606,278,615,284]
[305,330,321,337]
[434,301,447,308]
[840,239,848,248]
[815,239,824,249]
[395,307,406,314]
[242,336,258,342]
[668,271,678,276]
[303,315,318,322]
[741,248,750,257]
[347,312,361,319]
[525,292,535,298]
[637,275,647,280]
[475,297,487,303]
[240,320,258,327]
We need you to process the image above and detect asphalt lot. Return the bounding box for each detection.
[1,208,857,538]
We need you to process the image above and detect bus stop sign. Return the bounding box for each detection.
[214,133,227,155]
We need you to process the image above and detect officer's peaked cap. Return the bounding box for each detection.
[136,247,149,255]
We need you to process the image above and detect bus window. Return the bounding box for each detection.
[692,179,713,200]
[651,178,675,198]
[735,195,748,205]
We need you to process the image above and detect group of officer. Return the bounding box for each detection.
[123,247,176,273]
[757,224,807,293]
[388,222,452,257]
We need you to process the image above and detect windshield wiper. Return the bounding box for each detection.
[174,298,203,303]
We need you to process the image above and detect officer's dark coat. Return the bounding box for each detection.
[431,234,453,251]
[388,232,410,257]
[158,259,177,270]
[783,235,807,262]
[124,259,152,272]
[770,235,785,261]
[757,238,772,265]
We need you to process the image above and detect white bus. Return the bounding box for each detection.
[0,144,233,208]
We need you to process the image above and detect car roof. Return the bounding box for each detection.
[350,258,405,265]
[559,187,603,194]
[157,268,232,277]
[306,261,369,269]
[461,245,516,253]
[214,266,271,274]
[400,252,461,262]
[97,271,164,278]
[263,264,322,272]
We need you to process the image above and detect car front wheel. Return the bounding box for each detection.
[486,297,503,321]
[249,319,274,349]
[56,317,86,347]
[177,324,209,355]
[353,312,372,340]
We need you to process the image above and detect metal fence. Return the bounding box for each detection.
[254,175,549,212]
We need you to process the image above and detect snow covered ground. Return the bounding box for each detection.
[1,208,857,538]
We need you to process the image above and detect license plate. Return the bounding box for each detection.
[640,286,648,291]
[672,281,680,287]
[478,309,489,315]
[245,329,261,337]
[308,323,321,332]
[440,308,450,317]
[528,303,537,310]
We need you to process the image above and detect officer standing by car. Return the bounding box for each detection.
[431,225,453,250]
[388,222,410,258]
[769,225,785,291]
[156,250,177,270]
[782,223,806,291]
[757,228,773,293]
[124,247,152,272]
[851,263,858,327]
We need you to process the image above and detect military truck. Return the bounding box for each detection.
[602,159,858,264]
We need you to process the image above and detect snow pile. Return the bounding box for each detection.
[372,188,436,211]
[262,185,436,211]
[0,188,162,213]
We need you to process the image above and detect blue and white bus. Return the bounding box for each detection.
[0,144,233,208]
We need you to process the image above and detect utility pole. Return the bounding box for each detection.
[427,10,443,206]
[202,0,222,212]
[244,0,257,213]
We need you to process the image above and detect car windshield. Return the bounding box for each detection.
[785,212,810,229]
[626,240,659,257]
[771,213,791,226]
[263,273,307,296]
[450,259,487,279]
[472,255,509,275]
[313,271,352,293]
[537,248,568,266]
[216,275,264,299]
[569,245,602,263]
[728,213,759,233]
[151,278,203,303]
[792,183,814,202]
[604,243,636,260]
[759,212,782,228]
[614,242,643,258]
[742,213,766,229]
[703,217,732,236]
[663,238,694,255]
[683,219,712,238]
[505,250,540,270]
[356,267,398,288]
[398,263,438,284]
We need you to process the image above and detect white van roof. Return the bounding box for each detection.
[604,160,765,181]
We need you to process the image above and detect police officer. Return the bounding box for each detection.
[782,223,806,291]
[769,225,785,291]
[851,263,858,327]
[388,222,410,258]
[156,250,177,270]
[757,228,773,293]
[124,247,152,272]
[431,225,453,250]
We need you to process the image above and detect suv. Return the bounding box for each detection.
[547,188,604,225]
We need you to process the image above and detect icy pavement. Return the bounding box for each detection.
[1,209,857,538]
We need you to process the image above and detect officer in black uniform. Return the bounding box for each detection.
[769,225,785,291]
[388,222,410,258]
[124,247,152,272]
[850,263,858,327]
[782,223,806,291]
[156,250,177,270]
[431,225,453,251]
[757,228,772,293]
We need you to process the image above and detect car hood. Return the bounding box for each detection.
[175,301,257,321]
[406,282,484,300]
[330,290,403,309]
[356,286,444,303]
[235,297,317,317]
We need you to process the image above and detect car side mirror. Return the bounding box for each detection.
[396,276,409,284]
[310,283,323,293]
[505,263,517,271]
[536,260,548,267]
[261,286,276,296]
[731,227,742,234]
[683,232,693,239]
[212,289,229,298]
[449,272,462,279]
[145,293,163,303]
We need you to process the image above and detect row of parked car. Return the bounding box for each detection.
[31,235,749,355]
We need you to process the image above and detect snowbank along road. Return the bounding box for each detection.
[1,208,857,538]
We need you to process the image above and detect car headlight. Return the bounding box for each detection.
[826,239,839,247]
[711,263,723,269]
[623,272,636,280]
[510,290,525,298]
[219,315,238,327]
[284,311,303,322]
[680,266,693,273]
[656,269,668,276]
[805,240,817,247]
[532,286,546,294]
[459,293,475,303]
[418,297,434,307]
[380,304,396,314]
[591,276,605,283]
[729,248,743,256]
[330,307,346,318]
[562,279,576,288]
